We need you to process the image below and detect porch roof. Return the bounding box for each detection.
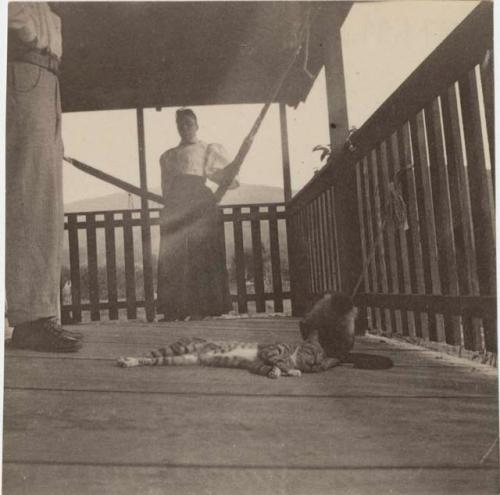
[51,1,352,113]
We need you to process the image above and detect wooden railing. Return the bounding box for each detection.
[287,3,496,353]
[61,203,290,322]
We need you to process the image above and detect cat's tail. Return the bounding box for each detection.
[117,355,201,367]
[343,352,394,369]
[117,356,156,367]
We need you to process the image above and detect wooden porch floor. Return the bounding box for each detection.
[3,318,499,495]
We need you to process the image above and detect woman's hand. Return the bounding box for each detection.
[211,163,239,189]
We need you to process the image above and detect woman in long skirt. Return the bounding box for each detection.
[157,108,238,320]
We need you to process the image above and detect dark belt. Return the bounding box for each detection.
[8,48,60,76]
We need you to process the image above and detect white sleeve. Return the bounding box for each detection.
[8,3,37,44]
[204,143,230,181]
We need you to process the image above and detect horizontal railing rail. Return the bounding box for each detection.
[61,203,290,322]
[286,3,496,354]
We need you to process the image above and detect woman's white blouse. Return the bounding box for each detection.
[160,141,230,183]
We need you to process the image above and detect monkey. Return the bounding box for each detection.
[299,292,393,370]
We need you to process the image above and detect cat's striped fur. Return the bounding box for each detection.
[117,334,340,378]
[118,293,392,374]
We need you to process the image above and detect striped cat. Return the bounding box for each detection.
[117,332,340,379]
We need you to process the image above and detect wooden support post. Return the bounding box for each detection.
[322,22,368,330]
[279,103,292,202]
[136,108,156,322]
[323,24,349,155]
[323,24,363,298]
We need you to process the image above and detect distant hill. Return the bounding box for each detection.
[64,183,288,213]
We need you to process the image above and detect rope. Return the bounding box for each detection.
[351,164,412,299]
[302,9,315,80]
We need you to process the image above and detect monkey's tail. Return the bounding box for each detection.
[343,352,394,370]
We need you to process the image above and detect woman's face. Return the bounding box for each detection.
[177,115,198,143]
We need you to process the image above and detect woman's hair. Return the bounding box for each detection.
[176,108,198,124]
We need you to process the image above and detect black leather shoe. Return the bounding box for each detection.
[11,318,82,352]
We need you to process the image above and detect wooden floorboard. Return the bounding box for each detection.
[4,465,498,495]
[5,356,497,397]
[3,318,499,495]
[4,391,498,467]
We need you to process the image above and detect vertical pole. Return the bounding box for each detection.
[279,103,292,202]
[323,21,358,291]
[323,23,365,333]
[137,108,156,322]
[323,25,349,154]
[280,103,301,315]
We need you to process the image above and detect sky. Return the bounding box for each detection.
[59,1,479,204]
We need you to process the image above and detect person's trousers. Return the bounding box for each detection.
[6,62,63,326]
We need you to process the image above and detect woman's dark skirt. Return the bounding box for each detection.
[157,175,232,319]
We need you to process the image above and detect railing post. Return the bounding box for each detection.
[136,108,156,322]
[250,206,266,313]
[286,207,312,317]
[279,103,292,203]
[268,205,284,313]
[104,212,119,320]
[331,153,366,334]
[86,213,100,321]
[67,214,82,322]
[232,207,247,314]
